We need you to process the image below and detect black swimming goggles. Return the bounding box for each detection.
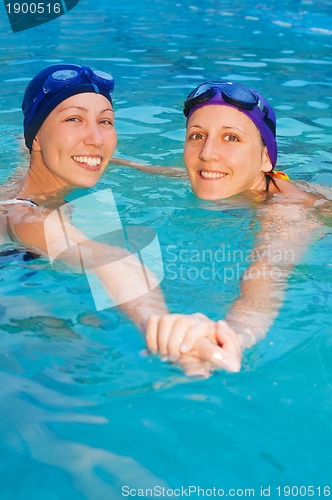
[183,81,276,135]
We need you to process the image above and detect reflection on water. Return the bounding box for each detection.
[0,372,167,499]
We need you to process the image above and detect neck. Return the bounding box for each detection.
[17,152,73,204]
[249,171,269,193]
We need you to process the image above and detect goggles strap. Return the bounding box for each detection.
[90,82,99,93]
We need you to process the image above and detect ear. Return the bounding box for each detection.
[261,145,273,173]
[31,135,42,152]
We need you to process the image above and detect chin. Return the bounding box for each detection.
[71,181,98,190]
[74,176,102,189]
[193,189,228,201]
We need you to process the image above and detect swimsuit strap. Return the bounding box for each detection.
[1,198,39,207]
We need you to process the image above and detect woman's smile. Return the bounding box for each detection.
[72,155,103,170]
[184,105,272,200]
[198,170,228,180]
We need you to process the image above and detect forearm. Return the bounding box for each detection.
[110,157,187,177]
[11,208,169,333]
[225,260,292,348]
[225,204,320,349]
[93,266,168,332]
[83,243,169,332]
[123,291,169,332]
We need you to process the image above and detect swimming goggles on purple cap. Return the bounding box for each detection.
[25,66,114,124]
[184,81,276,136]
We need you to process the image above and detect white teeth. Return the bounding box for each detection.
[200,171,226,179]
[73,156,101,167]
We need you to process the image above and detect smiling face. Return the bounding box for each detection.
[32,93,117,189]
[184,105,273,200]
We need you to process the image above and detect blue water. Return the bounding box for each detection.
[0,0,332,498]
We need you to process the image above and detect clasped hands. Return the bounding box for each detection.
[146,313,242,378]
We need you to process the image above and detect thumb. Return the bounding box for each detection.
[216,320,242,358]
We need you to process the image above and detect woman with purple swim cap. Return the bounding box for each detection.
[183,81,280,200]
[1,65,242,378]
[114,81,330,369]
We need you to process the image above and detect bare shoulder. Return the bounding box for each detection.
[273,178,332,208]
[273,179,316,206]
[4,203,49,252]
[258,180,328,227]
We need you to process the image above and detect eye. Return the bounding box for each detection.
[65,116,81,123]
[224,134,239,142]
[100,118,114,126]
[188,132,205,141]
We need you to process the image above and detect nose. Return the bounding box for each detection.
[84,121,103,147]
[198,137,221,162]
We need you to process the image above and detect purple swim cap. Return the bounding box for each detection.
[22,63,114,152]
[184,82,278,167]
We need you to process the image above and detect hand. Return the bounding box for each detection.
[146,314,242,376]
[180,320,242,375]
[146,313,210,361]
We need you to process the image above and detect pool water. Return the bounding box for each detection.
[0,0,331,498]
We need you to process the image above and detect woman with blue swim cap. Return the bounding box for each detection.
[1,64,240,378]
[113,81,330,367]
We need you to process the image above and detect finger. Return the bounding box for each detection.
[166,318,188,362]
[192,312,209,321]
[178,354,212,378]
[157,314,182,357]
[145,315,161,353]
[216,320,242,357]
[180,320,215,354]
[194,338,241,372]
[183,361,211,378]
[167,315,209,360]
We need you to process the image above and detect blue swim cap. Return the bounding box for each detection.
[22,64,115,152]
